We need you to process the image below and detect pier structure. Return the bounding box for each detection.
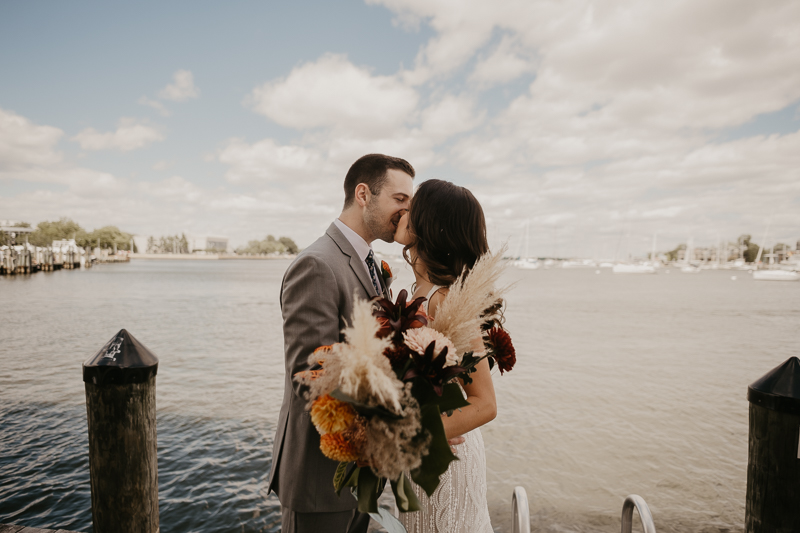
[0,229,133,276]
[1,226,36,275]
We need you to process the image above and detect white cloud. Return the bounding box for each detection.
[419,94,484,142]
[0,107,64,174]
[218,138,326,184]
[72,119,164,151]
[138,96,171,117]
[247,54,419,136]
[158,69,200,102]
[468,35,533,87]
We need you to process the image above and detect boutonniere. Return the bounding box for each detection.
[380,260,394,287]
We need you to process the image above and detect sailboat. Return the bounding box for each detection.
[612,233,657,274]
[753,269,800,281]
[752,224,799,281]
[680,237,700,273]
[612,263,656,274]
[513,220,539,270]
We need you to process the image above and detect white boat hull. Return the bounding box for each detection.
[752,270,800,281]
[612,264,656,274]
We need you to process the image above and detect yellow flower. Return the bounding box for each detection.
[311,394,356,434]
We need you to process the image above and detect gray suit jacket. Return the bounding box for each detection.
[268,222,389,513]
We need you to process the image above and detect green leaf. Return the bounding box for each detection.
[333,462,349,493]
[410,404,457,496]
[356,467,380,513]
[337,464,360,496]
[330,389,402,420]
[411,379,470,412]
[437,382,470,413]
[391,473,420,512]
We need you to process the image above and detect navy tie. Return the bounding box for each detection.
[365,250,382,296]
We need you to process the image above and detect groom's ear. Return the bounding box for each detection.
[354,183,371,208]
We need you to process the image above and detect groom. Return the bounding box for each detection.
[268,154,415,533]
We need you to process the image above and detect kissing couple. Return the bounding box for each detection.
[268,154,505,533]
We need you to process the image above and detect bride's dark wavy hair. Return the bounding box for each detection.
[403,179,489,287]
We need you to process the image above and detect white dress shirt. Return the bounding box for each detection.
[333,218,376,284]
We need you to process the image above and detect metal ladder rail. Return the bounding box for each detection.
[511,486,530,533]
[511,489,656,533]
[621,494,656,533]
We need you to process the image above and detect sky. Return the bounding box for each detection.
[1,0,799,258]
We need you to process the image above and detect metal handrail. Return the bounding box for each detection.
[511,486,531,533]
[621,494,656,533]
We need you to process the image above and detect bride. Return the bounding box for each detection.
[393,179,497,533]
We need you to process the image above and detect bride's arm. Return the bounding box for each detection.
[443,357,496,440]
[428,291,497,440]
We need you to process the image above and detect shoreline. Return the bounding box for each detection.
[130,253,295,261]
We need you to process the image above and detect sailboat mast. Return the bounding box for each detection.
[754,221,770,265]
[651,233,657,263]
[525,220,530,259]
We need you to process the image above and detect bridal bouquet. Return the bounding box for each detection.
[294,251,516,516]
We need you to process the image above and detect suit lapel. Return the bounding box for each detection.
[326,223,379,299]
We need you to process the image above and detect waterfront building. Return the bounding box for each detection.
[188,235,229,253]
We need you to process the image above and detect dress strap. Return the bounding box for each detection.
[423,285,442,313]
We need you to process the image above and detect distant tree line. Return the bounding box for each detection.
[236,235,299,255]
[3,218,135,251]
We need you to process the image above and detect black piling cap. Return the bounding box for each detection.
[83,329,159,386]
[747,357,800,415]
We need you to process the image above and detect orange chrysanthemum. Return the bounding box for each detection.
[310,394,356,434]
[320,432,361,462]
[342,416,367,453]
[486,327,516,375]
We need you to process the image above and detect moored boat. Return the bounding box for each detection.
[752,270,800,281]
[612,263,656,274]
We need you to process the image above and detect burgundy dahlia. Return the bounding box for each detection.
[486,327,516,375]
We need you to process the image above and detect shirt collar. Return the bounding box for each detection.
[333,218,372,262]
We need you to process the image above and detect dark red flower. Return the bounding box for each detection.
[373,289,428,364]
[403,341,465,396]
[486,327,516,375]
[383,343,412,367]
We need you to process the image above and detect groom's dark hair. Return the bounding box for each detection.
[343,154,415,208]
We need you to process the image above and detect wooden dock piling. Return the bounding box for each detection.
[745,357,800,532]
[83,329,160,533]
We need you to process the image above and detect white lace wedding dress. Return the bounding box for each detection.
[398,286,493,533]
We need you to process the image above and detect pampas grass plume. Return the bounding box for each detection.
[429,247,509,356]
[338,296,403,413]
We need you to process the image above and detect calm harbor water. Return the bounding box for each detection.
[1,259,798,532]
